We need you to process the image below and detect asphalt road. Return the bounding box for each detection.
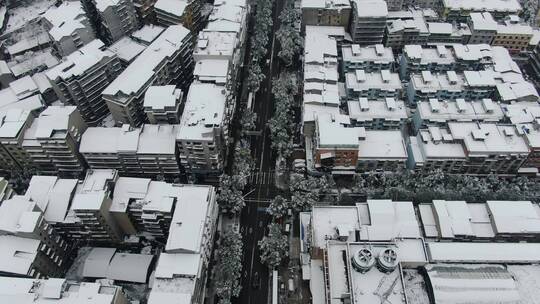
[234,0,285,303]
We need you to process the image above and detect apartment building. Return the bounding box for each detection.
[42,1,96,57]
[69,173,124,243]
[109,177,173,238]
[177,82,227,177]
[426,22,471,44]
[23,175,80,238]
[143,85,182,124]
[133,0,158,21]
[155,0,203,32]
[301,0,351,27]
[398,44,495,80]
[468,12,498,44]
[347,97,407,129]
[312,120,407,173]
[341,44,394,73]
[22,106,88,178]
[0,72,54,106]
[194,0,248,94]
[412,98,504,132]
[103,25,193,126]
[149,184,218,304]
[408,123,530,174]
[80,124,181,178]
[302,26,347,137]
[46,40,123,125]
[385,9,430,50]
[22,170,124,245]
[0,196,73,278]
[0,108,36,173]
[349,0,388,45]
[82,0,139,44]
[406,70,496,105]
[0,277,129,303]
[440,0,522,22]
[503,102,540,171]
[344,69,402,99]
[492,16,533,54]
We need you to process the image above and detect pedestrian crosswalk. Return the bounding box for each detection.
[248,171,275,185]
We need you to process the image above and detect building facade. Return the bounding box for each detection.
[46,40,123,125]
[42,1,96,57]
[155,0,203,32]
[301,0,351,27]
[83,0,140,44]
[143,85,183,124]
[80,124,181,178]
[22,106,88,178]
[349,0,388,45]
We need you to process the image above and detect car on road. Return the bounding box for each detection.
[252,272,260,289]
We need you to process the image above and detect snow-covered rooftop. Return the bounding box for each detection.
[80,124,178,155]
[301,0,350,9]
[304,26,340,64]
[82,247,116,278]
[426,242,540,263]
[176,82,227,142]
[345,70,402,94]
[448,122,530,155]
[42,1,89,41]
[425,264,520,304]
[154,252,201,278]
[46,40,114,81]
[416,98,505,123]
[144,85,182,110]
[194,31,238,60]
[103,25,190,98]
[107,37,146,63]
[469,12,498,31]
[0,108,33,139]
[347,98,407,122]
[351,0,387,17]
[23,106,79,141]
[442,0,522,13]
[502,102,540,125]
[342,44,394,65]
[165,185,214,253]
[94,0,124,12]
[24,176,78,223]
[486,200,540,235]
[0,235,39,276]
[106,252,153,283]
[110,177,179,214]
[131,25,165,45]
[193,59,229,84]
[8,49,59,77]
[357,130,407,160]
[419,200,495,239]
[317,122,359,148]
[0,277,123,303]
[154,0,188,17]
[0,196,41,235]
